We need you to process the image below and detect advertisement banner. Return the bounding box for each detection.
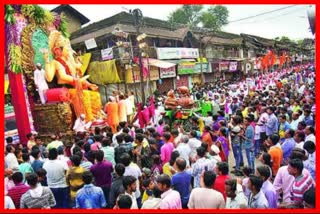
[160,67,176,78]
[84,38,97,50]
[219,61,229,71]
[101,48,113,60]
[126,66,159,83]
[194,63,209,73]
[178,62,196,75]
[157,48,199,60]
[229,61,238,71]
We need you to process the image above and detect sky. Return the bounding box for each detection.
[41,4,315,40]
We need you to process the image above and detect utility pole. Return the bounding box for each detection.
[132,8,146,105]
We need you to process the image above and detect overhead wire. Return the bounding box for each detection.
[228,5,298,23]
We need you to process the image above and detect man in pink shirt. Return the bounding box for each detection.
[91,135,102,151]
[160,133,174,164]
[274,148,312,204]
[156,174,182,209]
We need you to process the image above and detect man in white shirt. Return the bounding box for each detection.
[188,170,225,208]
[5,145,19,171]
[42,148,69,208]
[290,112,302,131]
[73,114,92,133]
[294,131,305,150]
[122,176,138,209]
[141,187,162,209]
[188,131,202,161]
[304,126,315,144]
[175,135,192,167]
[34,63,49,104]
[121,154,142,202]
[225,179,248,208]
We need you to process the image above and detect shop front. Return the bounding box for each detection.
[157,66,176,94]
[125,65,160,101]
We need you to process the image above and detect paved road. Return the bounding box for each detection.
[228,149,263,179]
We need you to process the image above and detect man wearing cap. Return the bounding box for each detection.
[34,63,48,104]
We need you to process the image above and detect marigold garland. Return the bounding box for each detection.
[9,44,22,73]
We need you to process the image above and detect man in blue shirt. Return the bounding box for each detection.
[281,129,296,164]
[171,158,192,208]
[241,117,255,170]
[303,109,314,127]
[266,106,279,137]
[76,171,107,209]
[278,115,291,140]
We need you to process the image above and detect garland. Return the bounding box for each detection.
[9,44,22,73]
[21,23,36,95]
[21,4,35,18]
[5,5,15,24]
[58,13,70,38]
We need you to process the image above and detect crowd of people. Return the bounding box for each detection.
[4,62,316,209]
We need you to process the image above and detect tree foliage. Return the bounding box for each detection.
[168,5,228,31]
[201,6,228,30]
[168,5,203,27]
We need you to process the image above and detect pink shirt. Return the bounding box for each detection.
[159,189,182,209]
[90,142,101,151]
[160,142,174,164]
[157,125,164,136]
[273,165,311,203]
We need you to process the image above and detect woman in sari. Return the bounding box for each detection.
[201,126,213,152]
[216,127,230,162]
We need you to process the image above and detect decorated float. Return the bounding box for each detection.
[5,5,104,144]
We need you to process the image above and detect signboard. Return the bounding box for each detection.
[229,62,238,71]
[101,48,113,60]
[194,63,209,73]
[85,38,97,50]
[219,61,229,71]
[178,62,196,75]
[160,66,176,78]
[245,62,253,73]
[157,48,199,60]
[126,66,159,83]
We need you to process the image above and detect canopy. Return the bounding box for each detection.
[146,58,175,69]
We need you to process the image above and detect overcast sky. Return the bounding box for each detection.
[41,4,315,40]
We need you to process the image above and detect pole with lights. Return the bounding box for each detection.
[131,8,146,105]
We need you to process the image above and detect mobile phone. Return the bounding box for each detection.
[205,166,208,171]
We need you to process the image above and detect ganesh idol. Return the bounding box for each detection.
[42,30,102,122]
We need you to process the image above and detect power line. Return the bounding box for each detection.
[228,5,298,23]
[235,6,308,25]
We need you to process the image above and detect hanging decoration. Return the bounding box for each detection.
[57,13,69,38]
[9,44,22,73]
[5,5,16,24]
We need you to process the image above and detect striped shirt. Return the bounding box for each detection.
[20,187,56,208]
[7,183,29,208]
[290,173,314,206]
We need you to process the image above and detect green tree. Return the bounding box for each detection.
[168,5,228,31]
[200,5,228,30]
[168,5,203,27]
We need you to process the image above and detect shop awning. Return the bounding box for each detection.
[145,58,176,69]
[5,80,9,94]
